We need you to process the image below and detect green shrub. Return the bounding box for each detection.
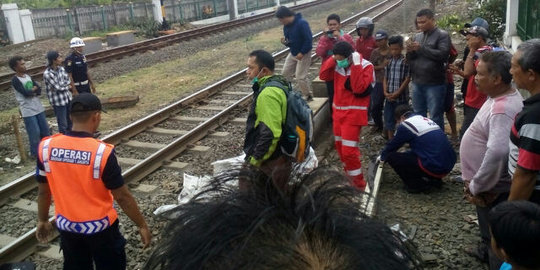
[127,18,162,38]
[437,14,466,33]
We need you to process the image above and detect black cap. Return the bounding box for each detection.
[70,93,106,113]
[464,17,489,30]
[375,30,388,40]
[460,26,489,39]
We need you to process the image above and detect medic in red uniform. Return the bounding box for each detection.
[319,41,375,190]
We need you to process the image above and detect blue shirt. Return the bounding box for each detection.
[380,114,456,175]
[499,262,511,270]
[36,131,124,190]
[283,13,313,56]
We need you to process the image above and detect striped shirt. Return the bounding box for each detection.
[508,93,540,189]
[384,55,410,103]
[43,66,72,107]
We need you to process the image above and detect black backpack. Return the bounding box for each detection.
[263,80,313,163]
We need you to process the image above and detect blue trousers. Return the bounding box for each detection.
[22,112,50,157]
[412,83,446,129]
[53,105,72,134]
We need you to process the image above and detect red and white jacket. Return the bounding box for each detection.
[319,52,375,125]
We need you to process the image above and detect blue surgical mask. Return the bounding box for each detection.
[337,58,349,68]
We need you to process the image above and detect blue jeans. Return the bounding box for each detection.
[53,105,72,134]
[22,112,50,157]
[384,100,408,131]
[412,83,446,129]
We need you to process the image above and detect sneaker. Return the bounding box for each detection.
[368,119,375,126]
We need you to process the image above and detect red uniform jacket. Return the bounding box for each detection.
[319,52,375,126]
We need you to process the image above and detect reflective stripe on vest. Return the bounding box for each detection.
[56,214,110,234]
[42,138,52,173]
[93,143,106,179]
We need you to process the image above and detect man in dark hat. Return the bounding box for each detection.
[452,25,492,139]
[35,93,151,269]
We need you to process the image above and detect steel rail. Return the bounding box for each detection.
[0,0,399,208]
[0,0,329,91]
[0,0,402,263]
[0,94,252,263]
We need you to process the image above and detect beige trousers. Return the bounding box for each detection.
[281,51,313,97]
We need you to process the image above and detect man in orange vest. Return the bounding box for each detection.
[35,93,151,269]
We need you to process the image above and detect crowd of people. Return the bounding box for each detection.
[6,4,540,270]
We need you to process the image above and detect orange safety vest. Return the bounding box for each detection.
[38,133,118,234]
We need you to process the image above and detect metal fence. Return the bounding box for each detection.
[29,0,282,39]
[0,11,8,44]
[517,0,540,40]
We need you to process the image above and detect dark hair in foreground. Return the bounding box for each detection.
[516,38,540,74]
[489,201,540,269]
[389,35,404,47]
[480,51,513,84]
[275,6,295,19]
[249,50,275,72]
[8,56,23,71]
[327,13,340,24]
[333,41,354,58]
[144,167,422,270]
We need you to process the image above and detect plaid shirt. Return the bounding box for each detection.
[385,55,410,103]
[43,66,72,107]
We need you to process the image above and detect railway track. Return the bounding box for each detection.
[0,0,331,92]
[0,0,401,264]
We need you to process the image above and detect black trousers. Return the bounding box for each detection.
[75,84,91,94]
[325,81,334,115]
[459,104,479,140]
[385,151,441,189]
[59,220,126,270]
[476,193,508,270]
[369,82,384,129]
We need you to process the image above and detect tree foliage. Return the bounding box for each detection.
[470,0,506,40]
[0,0,150,9]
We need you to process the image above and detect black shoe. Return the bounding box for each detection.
[428,178,443,188]
[404,185,429,194]
[464,243,489,263]
[306,95,314,102]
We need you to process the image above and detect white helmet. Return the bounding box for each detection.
[70,37,85,48]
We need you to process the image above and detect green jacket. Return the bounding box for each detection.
[243,75,288,166]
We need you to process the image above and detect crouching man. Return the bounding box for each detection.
[379,104,456,193]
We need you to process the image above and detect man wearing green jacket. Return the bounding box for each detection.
[244,50,291,190]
